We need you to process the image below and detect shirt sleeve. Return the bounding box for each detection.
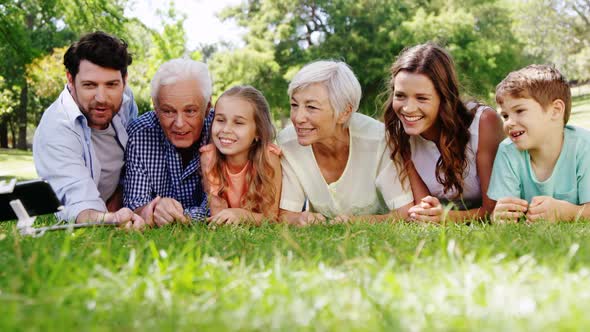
[375,144,413,210]
[33,125,106,222]
[577,142,590,204]
[184,191,210,221]
[279,152,307,212]
[123,134,153,211]
[487,143,521,200]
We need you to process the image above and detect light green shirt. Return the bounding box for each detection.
[487,125,590,204]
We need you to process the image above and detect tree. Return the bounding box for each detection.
[512,0,590,82]
[219,0,529,120]
[0,0,136,149]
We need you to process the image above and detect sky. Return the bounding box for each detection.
[125,0,245,49]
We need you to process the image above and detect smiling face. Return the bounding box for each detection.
[67,60,126,130]
[290,82,344,146]
[211,96,257,166]
[154,79,208,149]
[391,71,441,140]
[499,96,557,151]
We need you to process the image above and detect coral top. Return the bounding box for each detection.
[200,143,281,208]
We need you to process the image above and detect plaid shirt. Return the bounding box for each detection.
[123,109,214,220]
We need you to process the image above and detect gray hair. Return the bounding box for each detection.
[288,60,362,127]
[150,58,213,106]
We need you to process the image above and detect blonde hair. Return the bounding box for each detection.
[211,85,277,215]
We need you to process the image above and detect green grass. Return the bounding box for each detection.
[0,87,589,331]
[1,219,590,331]
[0,148,38,180]
[571,93,590,128]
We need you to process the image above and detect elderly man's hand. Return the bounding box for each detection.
[108,208,146,231]
[151,197,189,227]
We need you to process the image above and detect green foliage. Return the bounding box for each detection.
[511,0,590,82]
[218,0,531,120]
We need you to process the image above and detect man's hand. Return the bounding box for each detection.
[492,197,528,224]
[108,208,146,231]
[527,196,570,222]
[408,196,443,223]
[152,197,189,227]
[77,208,146,231]
[137,196,162,227]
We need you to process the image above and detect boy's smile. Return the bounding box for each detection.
[499,97,560,152]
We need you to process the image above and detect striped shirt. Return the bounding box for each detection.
[123,109,214,220]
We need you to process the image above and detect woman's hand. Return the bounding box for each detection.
[408,196,443,223]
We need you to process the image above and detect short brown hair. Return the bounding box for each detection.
[496,64,571,124]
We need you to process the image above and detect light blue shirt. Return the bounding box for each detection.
[487,125,590,204]
[33,85,138,221]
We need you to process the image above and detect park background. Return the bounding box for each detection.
[1,0,590,331]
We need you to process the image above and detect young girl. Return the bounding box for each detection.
[383,42,505,223]
[200,85,282,225]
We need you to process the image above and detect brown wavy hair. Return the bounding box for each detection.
[383,42,474,198]
[211,85,277,215]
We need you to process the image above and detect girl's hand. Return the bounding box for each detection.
[408,196,443,223]
[492,197,528,224]
[208,208,249,225]
[199,144,217,172]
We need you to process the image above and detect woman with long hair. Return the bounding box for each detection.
[383,42,505,222]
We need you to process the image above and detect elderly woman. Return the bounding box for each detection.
[278,60,413,225]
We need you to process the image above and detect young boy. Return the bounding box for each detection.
[488,64,590,223]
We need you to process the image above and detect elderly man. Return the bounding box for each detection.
[33,31,145,229]
[124,58,214,226]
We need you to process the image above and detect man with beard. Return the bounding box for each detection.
[33,31,145,230]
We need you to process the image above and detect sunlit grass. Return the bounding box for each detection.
[1,218,590,331]
[0,148,37,180]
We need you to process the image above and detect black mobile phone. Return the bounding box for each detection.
[0,179,63,221]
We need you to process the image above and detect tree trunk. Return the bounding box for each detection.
[16,81,28,150]
[0,117,8,148]
[8,118,16,149]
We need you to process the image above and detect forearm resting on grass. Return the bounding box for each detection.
[76,208,145,230]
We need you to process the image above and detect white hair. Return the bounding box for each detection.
[150,58,213,106]
[288,60,362,127]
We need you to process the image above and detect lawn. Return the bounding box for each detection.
[1,219,590,331]
[0,91,589,331]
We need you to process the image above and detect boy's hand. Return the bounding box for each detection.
[408,196,443,223]
[492,197,528,223]
[527,196,570,222]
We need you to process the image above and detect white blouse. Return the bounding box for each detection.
[410,105,485,209]
[278,113,413,218]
